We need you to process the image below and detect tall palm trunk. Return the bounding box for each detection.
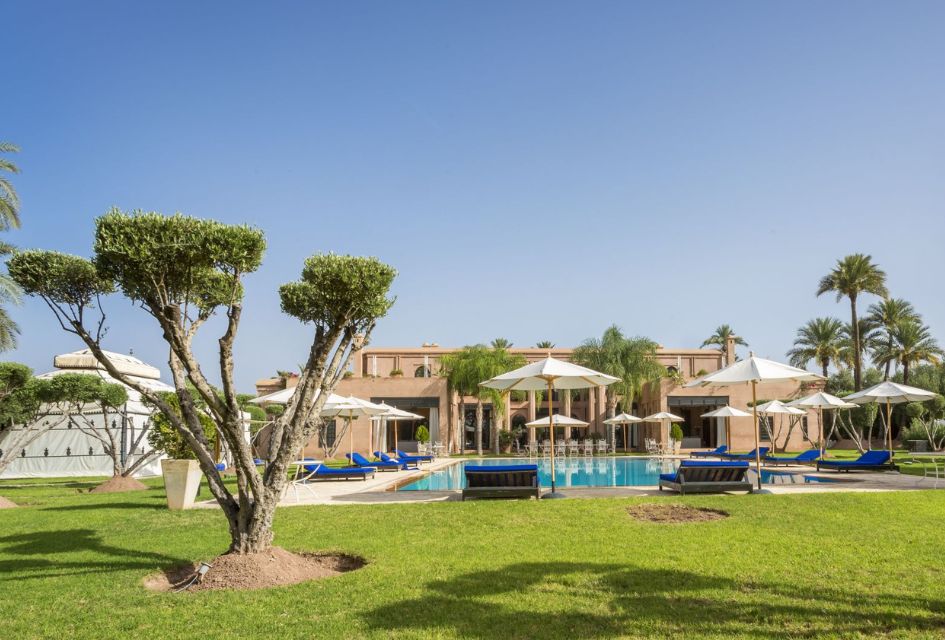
[458,399,466,454]
[850,294,862,390]
[903,360,911,385]
[820,357,829,379]
[492,399,501,455]
[475,399,483,455]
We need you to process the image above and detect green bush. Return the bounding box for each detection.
[670,423,684,442]
[146,392,217,459]
[415,425,430,443]
[498,430,516,449]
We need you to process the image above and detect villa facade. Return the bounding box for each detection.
[255,336,826,459]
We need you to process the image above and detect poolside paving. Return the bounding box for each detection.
[191,456,945,508]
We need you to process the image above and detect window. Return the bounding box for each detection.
[414,365,431,378]
[319,420,337,448]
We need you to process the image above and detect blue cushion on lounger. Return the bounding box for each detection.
[348,452,398,468]
[659,472,679,482]
[766,449,820,462]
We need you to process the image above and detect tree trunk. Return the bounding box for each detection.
[458,400,465,454]
[850,295,861,391]
[821,358,829,379]
[492,400,501,455]
[903,360,910,385]
[475,400,483,455]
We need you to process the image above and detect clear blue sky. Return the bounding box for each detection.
[5,1,944,391]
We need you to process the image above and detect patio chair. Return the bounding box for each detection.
[567,440,579,456]
[462,464,540,501]
[555,442,566,457]
[690,445,728,459]
[764,449,821,466]
[596,439,607,455]
[720,447,770,460]
[346,452,400,472]
[816,450,898,472]
[582,440,594,456]
[658,460,753,495]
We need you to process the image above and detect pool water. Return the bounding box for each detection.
[397,457,841,491]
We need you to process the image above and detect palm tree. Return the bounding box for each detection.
[866,298,919,380]
[786,317,845,378]
[817,254,888,390]
[701,325,747,354]
[490,338,512,350]
[0,143,21,230]
[885,319,943,384]
[535,340,555,349]
[440,350,478,454]
[573,326,664,445]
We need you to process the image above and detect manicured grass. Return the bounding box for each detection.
[1,477,944,639]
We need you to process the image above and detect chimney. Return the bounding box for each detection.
[725,335,738,366]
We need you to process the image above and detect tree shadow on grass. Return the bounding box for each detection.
[363,562,945,639]
[0,528,188,582]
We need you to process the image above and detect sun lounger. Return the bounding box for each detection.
[395,449,433,463]
[302,461,376,481]
[765,449,821,466]
[720,447,770,460]
[346,452,400,472]
[816,450,898,472]
[462,464,540,501]
[690,445,728,458]
[374,451,419,470]
[658,460,753,495]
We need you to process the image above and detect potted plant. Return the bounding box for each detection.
[670,423,684,455]
[390,368,403,377]
[415,424,430,444]
[498,429,516,454]
[148,400,217,510]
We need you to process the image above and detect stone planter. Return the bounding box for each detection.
[161,459,202,510]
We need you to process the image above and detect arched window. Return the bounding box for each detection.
[414,365,431,378]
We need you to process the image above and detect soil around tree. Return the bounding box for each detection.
[0,496,17,509]
[627,503,729,523]
[89,476,149,493]
[144,547,366,592]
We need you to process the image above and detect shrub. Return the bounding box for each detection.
[670,423,684,442]
[390,368,403,377]
[415,425,429,443]
[498,430,516,449]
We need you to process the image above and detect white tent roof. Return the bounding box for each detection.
[700,405,751,418]
[685,355,823,387]
[789,391,857,409]
[526,414,589,428]
[603,412,643,424]
[37,350,174,414]
[844,381,938,405]
[480,356,619,391]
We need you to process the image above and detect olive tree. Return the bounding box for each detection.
[9,209,396,554]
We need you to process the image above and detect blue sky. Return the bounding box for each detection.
[4,1,944,391]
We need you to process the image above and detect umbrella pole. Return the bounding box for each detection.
[546,379,559,498]
[752,380,762,491]
[725,416,730,448]
[887,398,893,460]
[819,407,825,459]
[348,414,354,462]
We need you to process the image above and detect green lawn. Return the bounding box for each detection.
[1,477,944,639]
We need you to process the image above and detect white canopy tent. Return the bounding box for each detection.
[0,350,175,479]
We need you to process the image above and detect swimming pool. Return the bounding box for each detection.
[397,457,842,490]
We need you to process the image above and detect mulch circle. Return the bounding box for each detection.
[144,547,366,592]
[88,476,149,494]
[627,503,729,523]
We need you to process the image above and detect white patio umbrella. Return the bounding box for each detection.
[526,414,590,428]
[753,400,806,454]
[700,405,751,448]
[249,387,347,406]
[370,402,424,452]
[642,412,685,448]
[789,392,858,458]
[320,396,387,461]
[480,356,618,498]
[685,354,823,490]
[603,413,643,452]
[844,381,938,460]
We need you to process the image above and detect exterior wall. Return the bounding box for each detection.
[255,344,825,458]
